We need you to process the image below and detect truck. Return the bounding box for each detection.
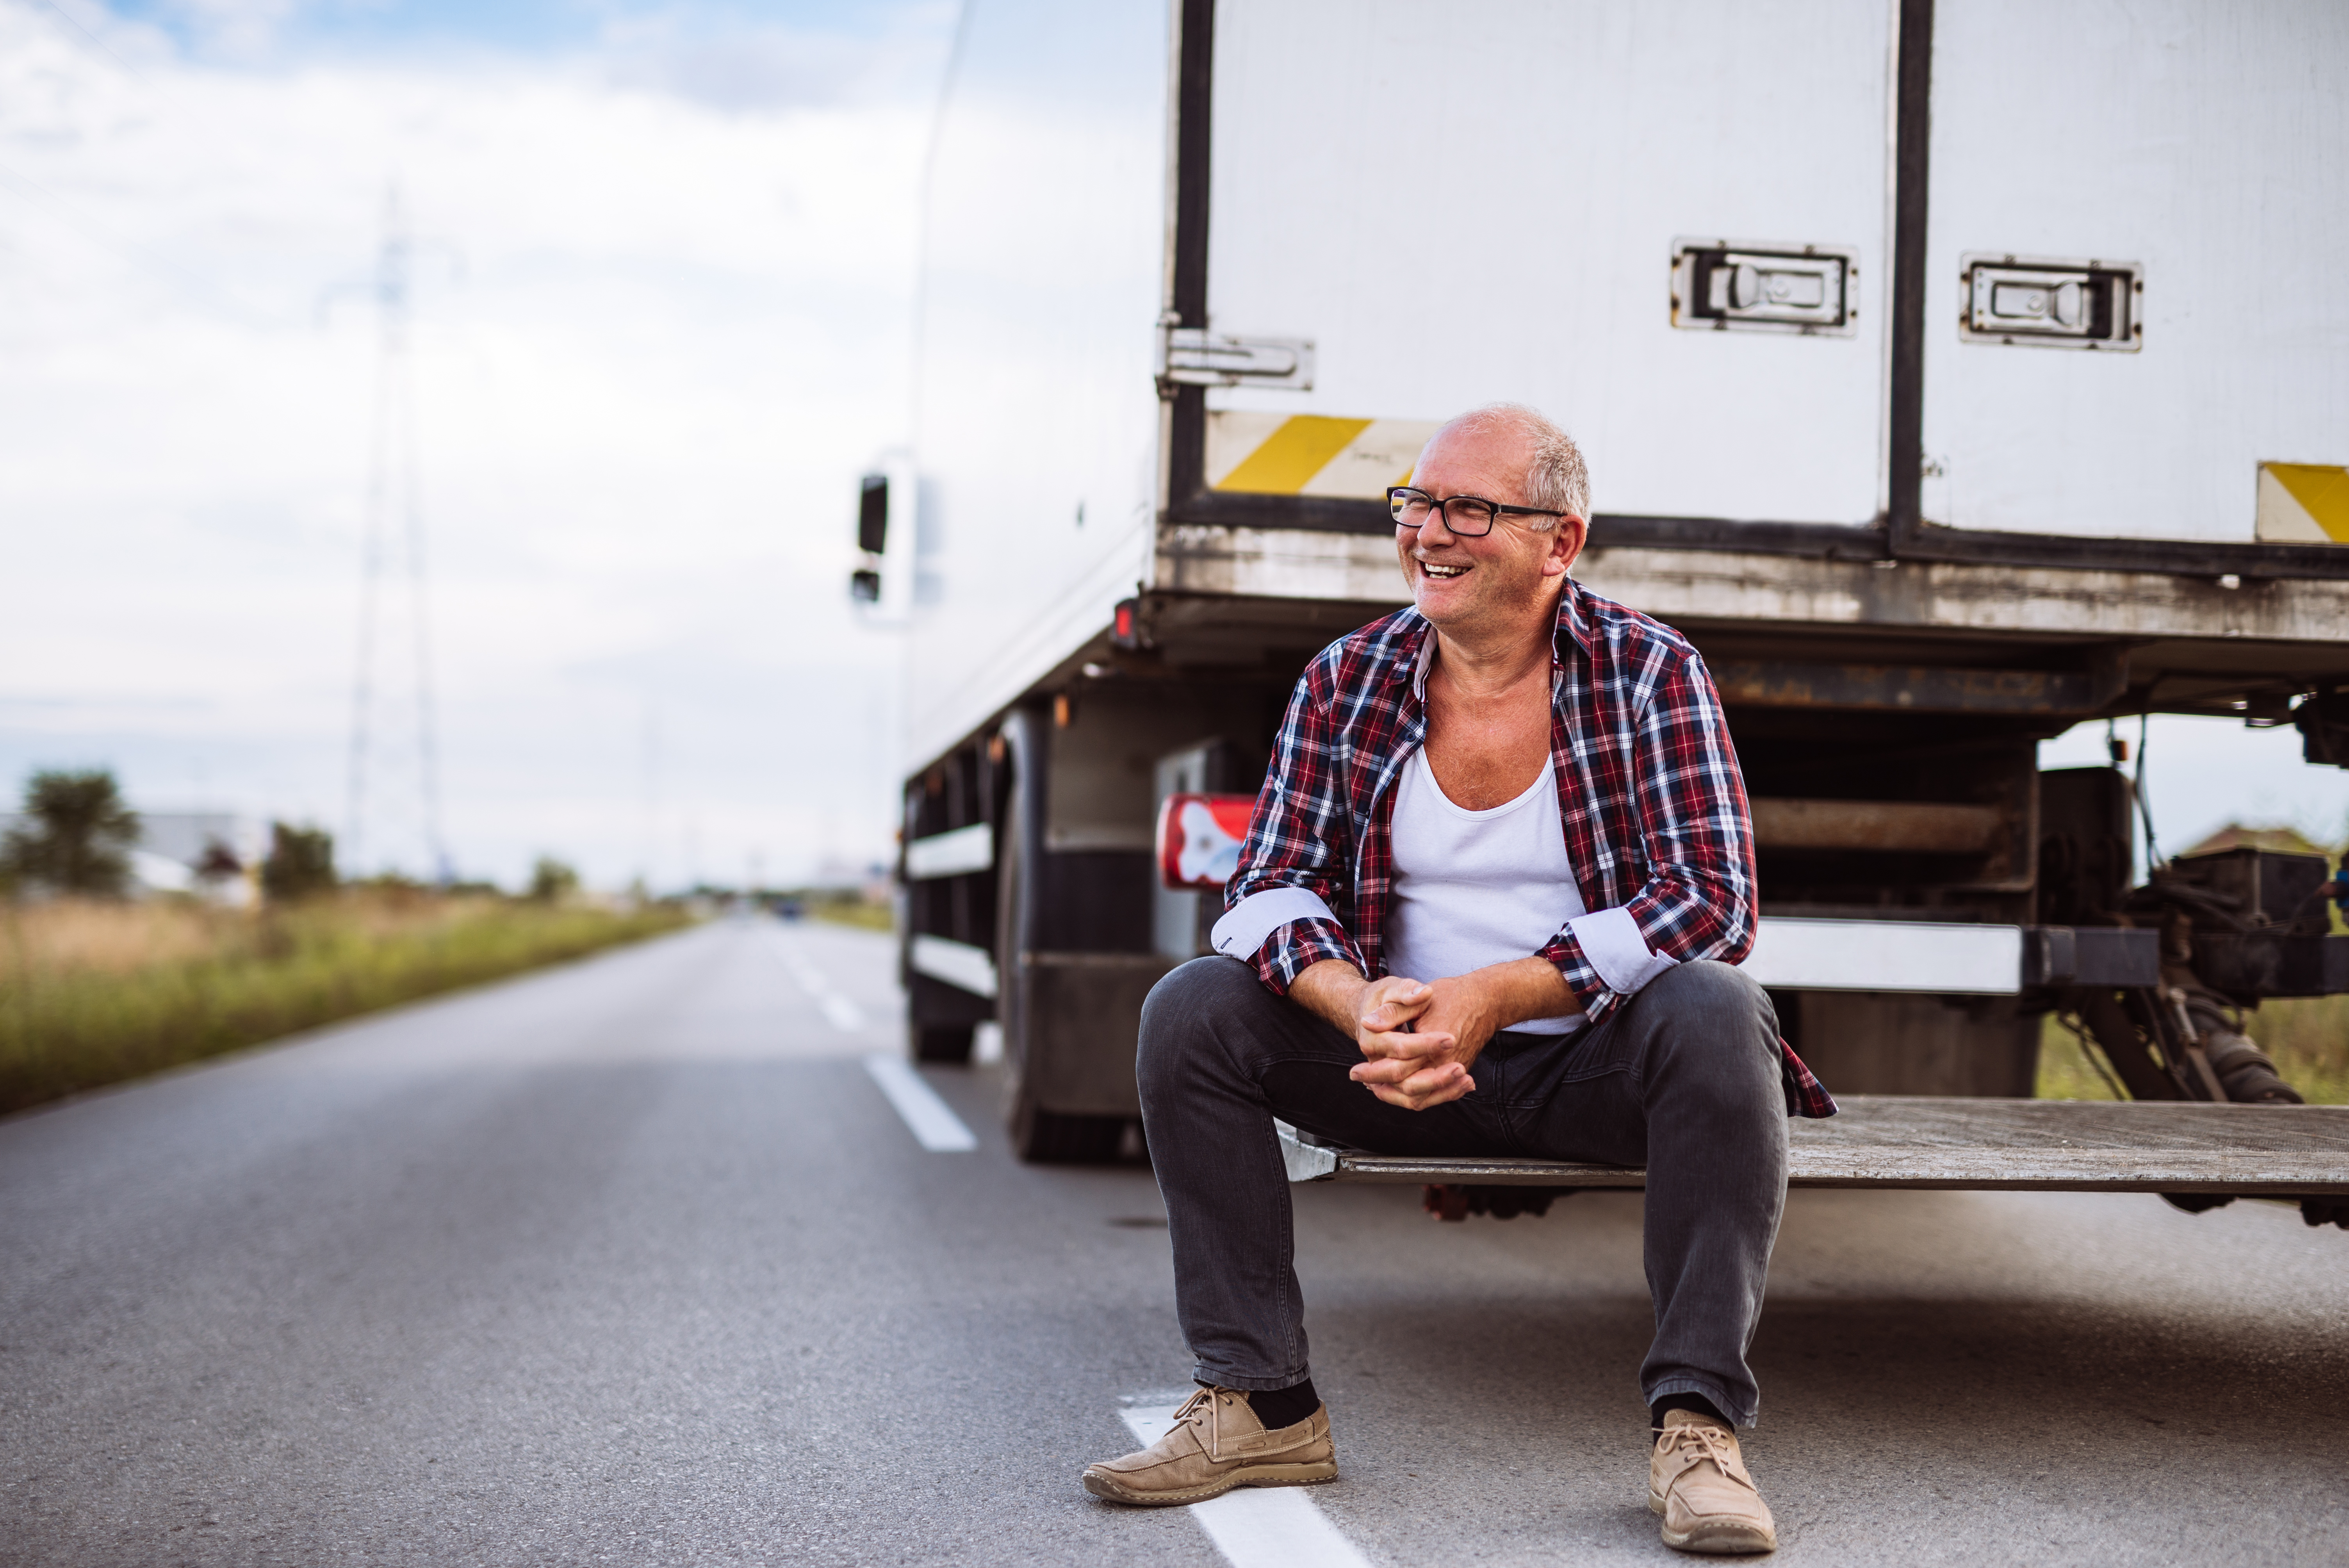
[856,0,2349,1212]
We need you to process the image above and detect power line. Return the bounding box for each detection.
[31,0,150,81]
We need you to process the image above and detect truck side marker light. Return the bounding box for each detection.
[864,1055,977,1153]
[2255,463,2349,545]
[1116,1403,1372,1567]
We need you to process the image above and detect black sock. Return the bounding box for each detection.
[1650,1393,1731,1434]
[1210,1378,1319,1429]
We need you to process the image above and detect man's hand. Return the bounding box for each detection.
[1290,962,1492,1111]
[1292,956,1584,1113]
[1347,973,1499,1110]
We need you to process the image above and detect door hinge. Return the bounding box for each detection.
[1156,313,1315,394]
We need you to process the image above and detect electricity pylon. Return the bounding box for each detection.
[342,184,446,883]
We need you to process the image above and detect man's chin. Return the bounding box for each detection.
[1411,581,1476,625]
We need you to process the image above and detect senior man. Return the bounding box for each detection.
[1082,405,1833,1554]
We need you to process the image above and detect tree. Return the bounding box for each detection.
[261,822,337,902]
[2,769,140,897]
[195,838,244,883]
[528,856,581,903]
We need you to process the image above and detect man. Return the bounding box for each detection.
[1082,405,1833,1555]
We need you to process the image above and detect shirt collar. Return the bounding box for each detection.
[1398,577,1590,700]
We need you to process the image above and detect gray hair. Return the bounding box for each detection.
[1431,403,1590,526]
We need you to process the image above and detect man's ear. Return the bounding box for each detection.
[1546,516,1588,577]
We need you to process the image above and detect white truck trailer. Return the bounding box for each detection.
[857,0,2349,1209]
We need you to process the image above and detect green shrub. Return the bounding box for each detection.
[261,822,337,902]
[528,856,582,903]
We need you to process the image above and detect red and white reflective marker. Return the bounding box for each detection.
[1156,793,1254,889]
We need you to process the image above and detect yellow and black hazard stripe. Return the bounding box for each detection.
[2256,463,2349,544]
[1203,412,1440,500]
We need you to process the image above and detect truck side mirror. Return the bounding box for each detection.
[857,473,889,555]
[848,460,916,621]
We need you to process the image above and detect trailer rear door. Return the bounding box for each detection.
[1202,0,1896,527]
[1921,0,2349,545]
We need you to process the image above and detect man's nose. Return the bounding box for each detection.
[1418,505,1459,545]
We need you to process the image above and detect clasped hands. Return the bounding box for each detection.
[1292,955,1582,1112]
[1345,972,1493,1110]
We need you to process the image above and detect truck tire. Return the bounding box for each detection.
[911,1024,975,1064]
[1007,1094,1127,1164]
[993,738,1137,1163]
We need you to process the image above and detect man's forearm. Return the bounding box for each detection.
[1473,955,1585,1029]
[1299,955,1577,1041]
[1290,958,1369,1038]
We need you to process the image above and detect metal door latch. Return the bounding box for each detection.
[1958,254,2142,350]
[1670,239,1857,335]
[1156,315,1315,392]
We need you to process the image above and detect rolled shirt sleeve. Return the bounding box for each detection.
[1536,648,1756,1010]
[1219,670,1369,995]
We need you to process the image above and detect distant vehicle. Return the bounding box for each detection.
[778,898,806,923]
[859,0,2349,1212]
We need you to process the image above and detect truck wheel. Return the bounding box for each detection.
[1009,1094,1128,1163]
[911,1024,975,1064]
[993,753,1133,1164]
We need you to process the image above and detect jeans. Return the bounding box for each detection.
[1135,955,1789,1426]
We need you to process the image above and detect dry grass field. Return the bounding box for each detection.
[2035,992,2349,1106]
[0,893,692,1115]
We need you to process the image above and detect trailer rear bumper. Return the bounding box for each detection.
[1277,1096,2349,1195]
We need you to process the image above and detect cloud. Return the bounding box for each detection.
[100,0,962,110]
[153,0,304,59]
[0,0,955,886]
[599,4,960,113]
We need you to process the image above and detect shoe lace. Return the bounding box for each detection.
[1658,1422,1751,1490]
[1173,1387,1237,1458]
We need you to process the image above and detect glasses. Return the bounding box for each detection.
[1387,486,1567,537]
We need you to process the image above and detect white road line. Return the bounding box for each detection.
[864,1055,978,1152]
[774,930,868,1032]
[1119,1405,1372,1568]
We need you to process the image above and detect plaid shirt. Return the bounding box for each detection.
[1219,578,1834,1119]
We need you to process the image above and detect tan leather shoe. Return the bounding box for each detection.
[1083,1387,1338,1506]
[1649,1409,1778,1554]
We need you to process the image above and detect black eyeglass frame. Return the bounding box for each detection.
[1385,485,1569,537]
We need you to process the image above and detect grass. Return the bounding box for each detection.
[2035,994,2349,1106]
[0,893,693,1116]
[806,901,893,933]
[786,887,893,933]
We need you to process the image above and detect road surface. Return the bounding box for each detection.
[4,917,2345,1565]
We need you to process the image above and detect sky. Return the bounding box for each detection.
[2,0,2342,896]
[1,0,955,890]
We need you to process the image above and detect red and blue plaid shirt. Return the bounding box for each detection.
[1220,578,1834,1119]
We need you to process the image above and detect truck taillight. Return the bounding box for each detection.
[1156,793,1253,889]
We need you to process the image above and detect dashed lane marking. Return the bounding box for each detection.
[1119,1405,1372,1568]
[774,930,869,1032]
[864,1055,978,1152]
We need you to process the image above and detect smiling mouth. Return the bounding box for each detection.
[1419,560,1469,579]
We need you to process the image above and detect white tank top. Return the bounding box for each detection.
[1384,746,1587,1033]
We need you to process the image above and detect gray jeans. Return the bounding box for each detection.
[1135,956,1789,1426]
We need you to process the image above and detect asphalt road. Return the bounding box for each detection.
[5,917,2346,1566]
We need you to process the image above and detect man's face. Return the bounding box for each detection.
[1395,426,1583,633]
